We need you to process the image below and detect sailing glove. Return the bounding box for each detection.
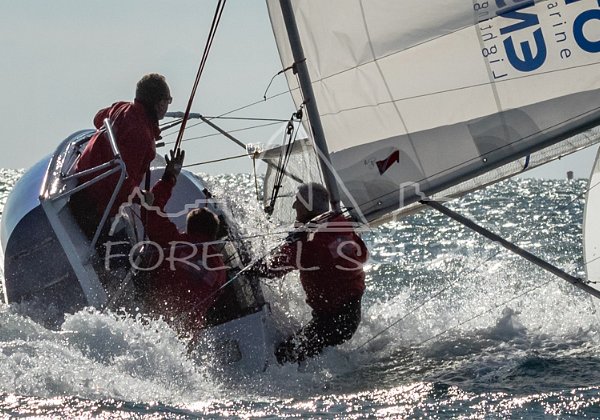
[162,148,185,184]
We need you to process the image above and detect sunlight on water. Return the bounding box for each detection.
[1,170,600,417]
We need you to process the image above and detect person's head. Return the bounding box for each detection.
[135,73,171,120]
[186,207,220,239]
[293,183,330,223]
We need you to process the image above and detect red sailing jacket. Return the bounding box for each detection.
[263,215,368,314]
[145,179,227,331]
[75,100,159,217]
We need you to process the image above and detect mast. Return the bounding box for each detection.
[278,0,341,211]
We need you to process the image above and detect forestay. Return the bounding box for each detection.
[260,137,323,225]
[267,0,600,225]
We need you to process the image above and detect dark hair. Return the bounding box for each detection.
[186,207,219,239]
[135,73,170,106]
[297,182,329,214]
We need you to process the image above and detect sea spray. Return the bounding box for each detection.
[1,172,600,416]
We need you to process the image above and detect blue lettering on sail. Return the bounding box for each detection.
[573,7,600,52]
[495,0,536,14]
[499,2,538,34]
[498,1,547,71]
[477,0,600,75]
[503,28,547,71]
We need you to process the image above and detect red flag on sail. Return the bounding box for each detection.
[376,150,400,175]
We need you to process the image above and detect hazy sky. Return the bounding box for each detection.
[0,0,596,179]
[0,0,294,176]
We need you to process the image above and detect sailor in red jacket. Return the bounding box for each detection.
[71,73,172,237]
[255,183,368,364]
[143,149,227,334]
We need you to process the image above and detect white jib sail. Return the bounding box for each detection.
[584,146,600,290]
[267,0,600,224]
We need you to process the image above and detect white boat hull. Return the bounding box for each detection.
[1,129,281,370]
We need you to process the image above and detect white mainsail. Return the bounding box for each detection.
[267,0,600,224]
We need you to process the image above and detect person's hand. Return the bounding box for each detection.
[245,260,265,277]
[131,188,154,206]
[162,148,185,183]
[142,190,154,207]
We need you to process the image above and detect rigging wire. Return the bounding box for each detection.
[160,90,294,139]
[197,116,288,122]
[161,116,287,138]
[263,62,298,100]
[159,118,184,133]
[183,153,248,168]
[174,0,227,152]
[162,121,282,145]
[252,151,260,201]
[264,107,304,215]
[211,89,294,120]
[159,46,300,155]
[356,177,593,351]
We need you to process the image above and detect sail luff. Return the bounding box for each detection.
[277,0,342,211]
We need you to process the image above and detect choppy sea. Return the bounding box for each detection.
[1,168,600,419]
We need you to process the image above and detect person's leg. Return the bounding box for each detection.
[324,298,362,346]
[69,190,101,239]
[274,317,327,364]
[274,298,362,364]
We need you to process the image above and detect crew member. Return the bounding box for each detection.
[143,149,227,334]
[254,182,368,364]
[71,73,172,237]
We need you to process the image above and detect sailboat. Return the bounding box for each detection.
[2,0,600,372]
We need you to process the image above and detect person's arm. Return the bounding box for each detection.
[145,150,185,245]
[146,179,180,245]
[93,106,111,129]
[251,236,302,279]
[354,233,369,264]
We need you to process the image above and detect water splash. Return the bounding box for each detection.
[1,172,600,417]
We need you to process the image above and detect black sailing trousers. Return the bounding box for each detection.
[275,298,362,364]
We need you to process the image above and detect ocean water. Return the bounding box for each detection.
[1,169,600,418]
